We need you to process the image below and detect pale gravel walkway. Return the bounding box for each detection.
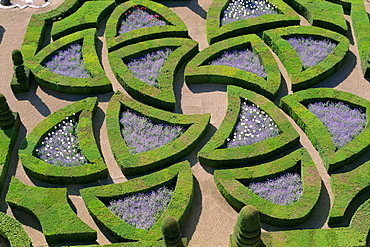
[0,0,369,246]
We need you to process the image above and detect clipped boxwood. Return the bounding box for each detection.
[0,212,32,247]
[80,161,193,242]
[109,38,198,111]
[214,148,322,226]
[106,90,210,176]
[198,85,299,168]
[263,25,349,91]
[27,28,112,95]
[329,159,370,225]
[6,177,97,245]
[105,0,189,52]
[185,34,281,100]
[280,88,370,172]
[19,97,108,184]
[206,0,300,44]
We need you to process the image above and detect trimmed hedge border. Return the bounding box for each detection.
[106,90,210,176]
[0,212,32,247]
[261,197,370,246]
[27,29,112,95]
[205,0,300,44]
[105,0,189,52]
[280,88,370,172]
[6,177,97,245]
[108,38,198,111]
[214,148,321,226]
[19,97,108,184]
[263,25,349,91]
[282,0,347,35]
[329,159,370,225]
[80,161,193,242]
[198,86,299,168]
[185,34,282,100]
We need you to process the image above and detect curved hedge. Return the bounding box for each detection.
[108,38,198,111]
[198,86,299,168]
[19,97,108,184]
[106,90,210,176]
[280,88,370,172]
[0,212,32,247]
[214,148,321,226]
[105,0,189,52]
[80,161,193,242]
[205,0,300,44]
[185,34,281,100]
[6,177,97,245]
[263,26,349,91]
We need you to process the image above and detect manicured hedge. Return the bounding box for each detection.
[80,161,193,242]
[263,26,349,91]
[329,159,370,225]
[282,0,347,35]
[6,177,97,245]
[261,197,370,246]
[205,0,300,44]
[198,86,299,168]
[0,212,32,247]
[185,34,281,100]
[108,38,198,111]
[214,148,322,226]
[19,97,108,184]
[105,0,189,52]
[280,88,370,172]
[106,90,210,176]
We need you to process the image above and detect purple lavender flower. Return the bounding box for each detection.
[43,44,91,78]
[126,48,173,87]
[225,100,280,148]
[35,114,88,167]
[119,5,167,34]
[108,186,174,230]
[307,101,366,149]
[120,110,185,154]
[286,37,337,69]
[249,173,302,205]
[221,0,279,26]
[208,48,267,78]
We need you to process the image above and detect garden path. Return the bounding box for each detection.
[0,0,369,246]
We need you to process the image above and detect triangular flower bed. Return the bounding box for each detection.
[80,161,193,242]
[198,85,299,168]
[185,34,281,100]
[280,88,370,172]
[105,0,188,52]
[106,91,210,176]
[19,97,108,184]
[214,148,321,226]
[109,38,198,111]
[263,26,349,91]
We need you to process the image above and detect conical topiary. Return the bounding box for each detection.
[161,216,185,247]
[229,205,262,247]
[12,50,27,85]
[0,94,15,129]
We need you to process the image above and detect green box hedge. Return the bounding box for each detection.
[0,212,32,247]
[106,90,210,176]
[19,97,108,184]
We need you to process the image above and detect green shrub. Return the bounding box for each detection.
[0,212,32,247]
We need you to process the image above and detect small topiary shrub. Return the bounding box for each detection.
[11,49,31,93]
[161,216,187,247]
[0,94,15,130]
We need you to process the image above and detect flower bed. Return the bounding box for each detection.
[286,37,337,69]
[225,100,279,148]
[43,43,91,78]
[108,186,174,230]
[221,0,279,26]
[307,101,366,149]
[35,114,88,167]
[120,110,185,154]
[248,172,302,206]
[208,48,267,78]
[119,5,167,35]
[126,48,173,87]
